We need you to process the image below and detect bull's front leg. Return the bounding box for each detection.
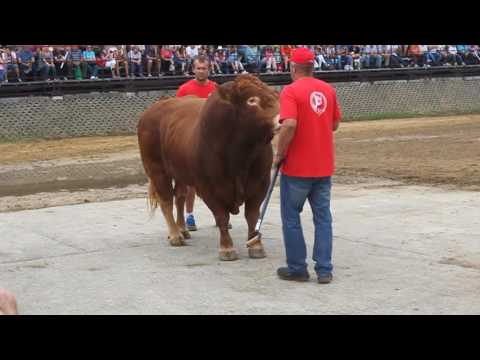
[213,210,238,261]
[244,196,267,259]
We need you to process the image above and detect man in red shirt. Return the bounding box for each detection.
[274,47,341,284]
[176,55,219,231]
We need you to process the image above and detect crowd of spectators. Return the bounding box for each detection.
[1,45,479,83]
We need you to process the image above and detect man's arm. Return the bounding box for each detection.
[274,118,297,167]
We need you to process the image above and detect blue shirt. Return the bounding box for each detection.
[245,46,258,64]
[18,50,33,63]
[83,50,96,61]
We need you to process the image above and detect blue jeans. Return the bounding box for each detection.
[361,54,382,68]
[0,69,5,81]
[280,174,333,277]
[130,62,144,76]
[336,55,353,69]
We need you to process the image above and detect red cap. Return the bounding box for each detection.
[290,47,315,65]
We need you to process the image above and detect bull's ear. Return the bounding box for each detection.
[216,83,233,103]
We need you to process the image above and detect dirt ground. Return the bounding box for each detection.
[334,114,480,190]
[0,114,479,212]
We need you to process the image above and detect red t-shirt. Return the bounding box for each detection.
[176,79,217,99]
[161,48,173,59]
[279,77,342,177]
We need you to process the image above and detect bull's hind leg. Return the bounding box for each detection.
[174,182,191,240]
[150,175,186,247]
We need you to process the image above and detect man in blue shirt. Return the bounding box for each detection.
[244,45,259,72]
[82,45,98,79]
[17,46,34,81]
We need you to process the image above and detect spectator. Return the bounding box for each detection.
[465,45,480,65]
[95,49,109,79]
[236,45,248,63]
[42,47,56,80]
[244,45,260,73]
[379,45,393,68]
[198,45,207,56]
[280,45,294,72]
[456,45,468,64]
[272,45,283,72]
[338,46,353,70]
[174,46,188,75]
[82,45,99,79]
[115,45,129,78]
[160,45,174,75]
[206,46,221,74]
[128,45,144,77]
[136,45,145,55]
[350,45,362,70]
[69,45,84,79]
[2,47,21,82]
[261,45,277,73]
[406,45,425,67]
[17,45,34,81]
[105,47,118,78]
[227,45,246,74]
[0,47,5,83]
[145,45,160,77]
[361,45,382,69]
[54,47,68,80]
[425,45,442,67]
[33,47,49,81]
[314,46,327,71]
[446,45,464,66]
[185,45,199,74]
[324,46,338,70]
[214,46,228,74]
[389,46,408,68]
[62,46,72,79]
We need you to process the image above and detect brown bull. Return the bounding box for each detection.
[137,74,279,261]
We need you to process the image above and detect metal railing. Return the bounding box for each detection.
[1,65,480,98]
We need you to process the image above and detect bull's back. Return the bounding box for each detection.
[138,96,205,180]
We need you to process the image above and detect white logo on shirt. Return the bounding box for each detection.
[310,91,327,115]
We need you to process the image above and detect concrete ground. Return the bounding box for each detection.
[1,178,479,314]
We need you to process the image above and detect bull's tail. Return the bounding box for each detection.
[147,178,161,218]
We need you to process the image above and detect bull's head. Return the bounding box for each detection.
[216,74,280,146]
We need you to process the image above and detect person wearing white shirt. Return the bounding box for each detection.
[186,45,199,73]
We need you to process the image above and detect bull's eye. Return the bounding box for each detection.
[247,96,260,106]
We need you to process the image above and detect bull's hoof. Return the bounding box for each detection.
[181,230,191,239]
[248,246,266,259]
[219,248,238,261]
[168,235,186,247]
